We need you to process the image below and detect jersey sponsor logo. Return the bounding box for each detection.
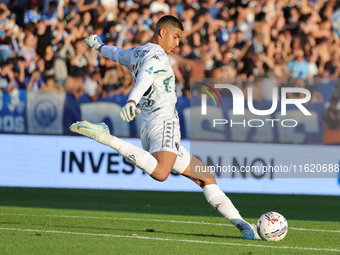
[133,49,150,58]
[141,99,155,107]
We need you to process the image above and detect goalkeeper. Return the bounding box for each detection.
[70,15,259,240]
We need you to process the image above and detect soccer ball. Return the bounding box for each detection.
[257,211,288,241]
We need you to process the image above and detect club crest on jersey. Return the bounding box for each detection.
[146,66,154,74]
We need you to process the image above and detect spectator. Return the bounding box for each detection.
[0,3,10,28]
[42,1,59,23]
[0,0,338,103]
[307,48,319,78]
[53,20,70,45]
[77,0,98,20]
[234,30,246,50]
[324,51,340,78]
[68,38,89,78]
[0,9,7,38]
[201,0,225,19]
[26,70,46,91]
[150,0,170,15]
[102,68,119,98]
[13,56,26,89]
[171,46,206,82]
[0,59,15,92]
[18,34,39,74]
[115,73,134,96]
[211,49,237,78]
[0,36,12,63]
[181,7,195,32]
[54,37,75,86]
[81,11,93,31]
[24,3,41,25]
[287,48,310,79]
[115,9,139,47]
[40,74,64,92]
[140,6,153,31]
[35,19,53,58]
[64,76,84,99]
[22,21,36,39]
[99,0,117,22]
[41,44,55,77]
[59,1,78,22]
[84,71,103,101]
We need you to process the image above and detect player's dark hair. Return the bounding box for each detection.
[155,15,183,32]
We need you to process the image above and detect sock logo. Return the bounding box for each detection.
[126,154,136,164]
[214,203,222,210]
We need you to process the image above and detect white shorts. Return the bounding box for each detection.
[141,115,181,155]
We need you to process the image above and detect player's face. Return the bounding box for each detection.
[162,27,182,54]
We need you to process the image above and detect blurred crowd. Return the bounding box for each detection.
[0,0,340,109]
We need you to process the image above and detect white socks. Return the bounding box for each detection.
[203,184,252,231]
[99,133,157,175]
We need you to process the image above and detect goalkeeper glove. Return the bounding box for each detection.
[83,34,104,51]
[120,102,141,122]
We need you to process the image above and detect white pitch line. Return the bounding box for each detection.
[0,227,339,253]
[0,213,340,233]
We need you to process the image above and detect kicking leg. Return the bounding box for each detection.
[70,121,259,239]
[69,121,176,181]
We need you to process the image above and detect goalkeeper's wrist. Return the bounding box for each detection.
[128,100,137,106]
[98,45,104,53]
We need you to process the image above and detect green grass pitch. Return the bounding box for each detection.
[0,187,339,254]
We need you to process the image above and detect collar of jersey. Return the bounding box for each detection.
[146,42,165,53]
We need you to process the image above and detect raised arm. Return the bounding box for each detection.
[83,34,131,68]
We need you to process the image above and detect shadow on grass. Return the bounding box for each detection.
[0,187,339,222]
[3,220,242,240]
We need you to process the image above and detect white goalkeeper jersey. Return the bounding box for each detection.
[101,43,178,120]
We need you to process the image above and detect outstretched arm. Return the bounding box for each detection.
[83,34,130,68]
